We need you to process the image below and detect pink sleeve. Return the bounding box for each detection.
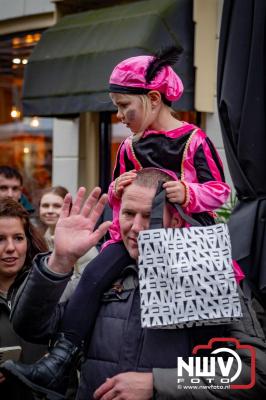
[182,130,231,214]
[111,140,128,180]
[108,141,128,206]
[184,181,231,213]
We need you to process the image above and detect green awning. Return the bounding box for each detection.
[23,0,194,116]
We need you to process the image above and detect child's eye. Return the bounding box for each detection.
[118,103,129,109]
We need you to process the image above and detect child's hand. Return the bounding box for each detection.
[163,181,186,204]
[115,170,137,198]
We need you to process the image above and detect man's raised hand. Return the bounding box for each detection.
[48,187,112,274]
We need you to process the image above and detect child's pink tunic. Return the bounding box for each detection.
[107,122,231,243]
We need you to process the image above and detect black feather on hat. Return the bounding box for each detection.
[145,46,183,84]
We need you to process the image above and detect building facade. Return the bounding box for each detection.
[0,0,231,206]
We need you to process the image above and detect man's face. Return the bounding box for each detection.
[0,175,22,202]
[119,183,174,259]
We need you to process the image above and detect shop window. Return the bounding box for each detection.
[0,30,52,207]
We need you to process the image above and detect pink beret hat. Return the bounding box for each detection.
[109,55,184,102]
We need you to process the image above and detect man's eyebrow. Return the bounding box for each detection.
[0,185,21,188]
[121,207,134,213]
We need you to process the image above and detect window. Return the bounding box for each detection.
[0,30,53,206]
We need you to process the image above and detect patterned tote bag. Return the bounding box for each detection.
[138,185,243,329]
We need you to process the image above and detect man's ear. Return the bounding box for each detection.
[147,91,162,107]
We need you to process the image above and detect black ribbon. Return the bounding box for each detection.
[149,181,202,229]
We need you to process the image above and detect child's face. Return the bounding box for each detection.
[110,93,153,135]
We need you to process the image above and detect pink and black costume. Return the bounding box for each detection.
[48,51,235,345]
[107,122,231,243]
[106,51,230,242]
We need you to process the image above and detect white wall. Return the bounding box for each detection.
[52,118,79,196]
[0,0,54,21]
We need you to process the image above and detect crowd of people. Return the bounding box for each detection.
[0,46,265,400]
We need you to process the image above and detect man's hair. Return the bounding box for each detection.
[131,168,183,225]
[133,168,173,189]
[0,165,23,185]
[0,198,47,268]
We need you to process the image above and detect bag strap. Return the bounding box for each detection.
[173,202,202,227]
[149,182,202,229]
[149,183,165,229]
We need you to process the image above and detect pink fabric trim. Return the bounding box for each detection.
[232,259,245,284]
[142,122,196,139]
[181,129,231,214]
[201,139,224,182]
[112,140,128,180]
[124,137,141,170]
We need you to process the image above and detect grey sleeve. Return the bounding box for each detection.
[153,290,266,399]
[153,368,194,400]
[153,368,217,400]
[11,253,73,344]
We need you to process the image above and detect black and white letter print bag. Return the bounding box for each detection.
[138,187,242,329]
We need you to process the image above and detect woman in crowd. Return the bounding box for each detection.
[39,186,98,274]
[39,186,68,250]
[0,198,47,399]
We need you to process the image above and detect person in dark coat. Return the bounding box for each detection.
[0,197,47,399]
[1,170,266,400]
